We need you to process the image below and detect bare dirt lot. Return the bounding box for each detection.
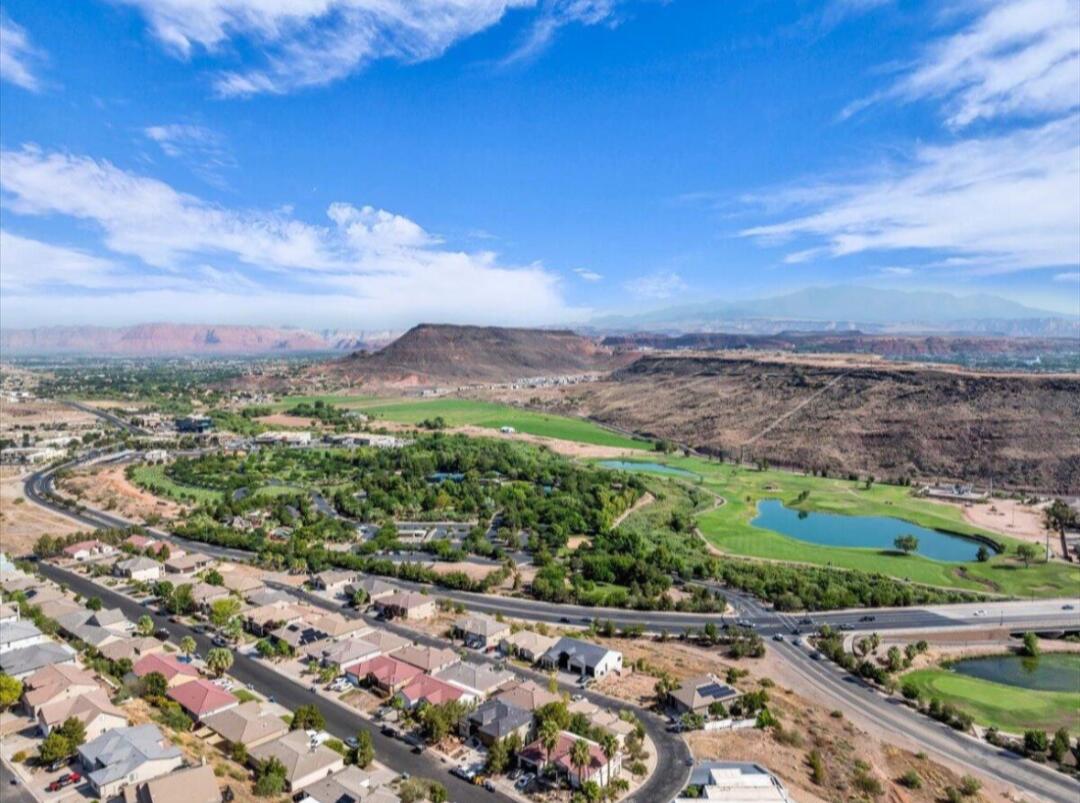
[58,464,185,523]
[0,466,81,555]
[255,413,319,428]
[957,499,1059,556]
[0,399,99,432]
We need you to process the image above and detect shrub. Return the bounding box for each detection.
[807,750,825,785]
[12,750,27,763]
[959,775,981,797]
[853,772,883,797]
[898,770,921,789]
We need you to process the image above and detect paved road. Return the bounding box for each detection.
[36,563,506,803]
[769,639,1080,803]
[1,758,37,803]
[63,400,148,436]
[277,585,692,803]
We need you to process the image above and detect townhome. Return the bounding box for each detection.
[78,724,184,799]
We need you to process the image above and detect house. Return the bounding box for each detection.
[249,730,345,792]
[133,652,201,688]
[191,582,232,610]
[167,678,239,720]
[305,636,380,669]
[122,764,221,803]
[123,535,161,553]
[667,674,739,717]
[36,597,84,620]
[494,680,561,712]
[22,664,101,715]
[116,557,163,582]
[539,637,622,678]
[63,540,116,562]
[57,608,133,638]
[99,637,164,664]
[359,630,410,656]
[373,592,435,621]
[245,588,294,607]
[674,761,794,803]
[452,614,510,651]
[499,630,557,663]
[175,416,213,434]
[203,701,288,749]
[164,553,215,576]
[344,655,422,695]
[467,698,533,747]
[567,699,635,745]
[245,601,309,636]
[519,731,620,789]
[434,662,514,699]
[393,644,460,674]
[395,675,468,709]
[343,576,397,604]
[0,641,77,678]
[78,724,184,798]
[220,572,264,595]
[0,620,46,654]
[311,570,355,594]
[38,689,127,741]
[272,622,330,651]
[308,612,367,640]
[297,765,398,803]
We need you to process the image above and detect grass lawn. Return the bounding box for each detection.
[603,455,1080,599]
[128,464,223,504]
[275,395,650,450]
[902,667,1080,734]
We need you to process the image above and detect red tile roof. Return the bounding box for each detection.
[397,675,464,707]
[521,731,607,780]
[344,655,421,688]
[133,652,200,682]
[167,678,238,717]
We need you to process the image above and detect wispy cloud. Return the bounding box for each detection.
[845,0,1079,127]
[878,266,914,276]
[1053,271,1079,282]
[114,0,625,96]
[0,14,46,91]
[501,0,620,65]
[144,123,236,187]
[573,267,603,281]
[624,270,686,299]
[0,145,579,328]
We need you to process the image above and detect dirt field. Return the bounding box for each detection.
[374,419,645,458]
[0,399,99,432]
[0,466,81,555]
[255,413,319,428]
[58,464,185,523]
[958,499,1059,556]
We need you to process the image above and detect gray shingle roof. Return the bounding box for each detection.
[0,641,75,676]
[541,637,612,669]
[78,724,181,788]
[468,698,532,740]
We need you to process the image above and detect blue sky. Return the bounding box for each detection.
[1,0,1077,329]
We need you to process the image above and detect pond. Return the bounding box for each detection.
[950,653,1080,692]
[750,499,992,562]
[598,460,698,478]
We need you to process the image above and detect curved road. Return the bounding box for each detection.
[23,452,1080,803]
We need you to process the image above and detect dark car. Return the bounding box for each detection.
[154,628,170,640]
[839,623,855,631]
[859,615,876,622]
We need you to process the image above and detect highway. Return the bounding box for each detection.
[21,452,1080,802]
[62,400,149,436]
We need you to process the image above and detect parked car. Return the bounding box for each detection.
[47,773,80,792]
[839,623,855,631]
[772,633,784,642]
[345,736,359,749]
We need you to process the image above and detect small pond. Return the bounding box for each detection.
[750,499,992,562]
[950,653,1080,692]
[598,460,698,478]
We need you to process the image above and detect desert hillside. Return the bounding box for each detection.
[515,353,1080,492]
[332,323,630,383]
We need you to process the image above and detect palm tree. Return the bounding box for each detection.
[539,719,561,783]
[570,738,591,789]
[179,636,196,658]
[599,732,619,780]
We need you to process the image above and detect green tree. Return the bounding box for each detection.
[290,704,325,732]
[893,534,919,555]
[209,597,241,628]
[351,588,369,608]
[205,647,234,678]
[168,583,195,614]
[141,671,168,698]
[204,569,224,586]
[486,739,510,774]
[1049,728,1071,763]
[136,615,155,637]
[254,756,287,797]
[599,732,619,778]
[39,733,73,765]
[570,738,591,788]
[1021,632,1040,657]
[1016,543,1040,567]
[1024,730,1048,755]
[86,596,103,611]
[976,545,990,562]
[539,719,561,780]
[353,731,374,768]
[179,635,197,657]
[56,717,86,749]
[0,674,23,710]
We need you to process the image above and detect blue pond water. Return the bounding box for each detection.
[950,653,1080,692]
[598,460,698,478]
[750,499,991,562]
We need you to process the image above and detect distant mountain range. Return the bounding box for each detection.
[589,286,1076,337]
[0,323,398,356]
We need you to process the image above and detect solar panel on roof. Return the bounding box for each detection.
[699,682,736,699]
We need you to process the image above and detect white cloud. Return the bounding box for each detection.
[144,123,236,186]
[0,14,45,91]
[848,0,1079,127]
[502,0,618,65]
[742,118,1080,272]
[624,270,686,299]
[0,231,124,290]
[1053,271,1079,282]
[879,266,913,276]
[573,267,602,281]
[114,1,622,96]
[0,145,578,328]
